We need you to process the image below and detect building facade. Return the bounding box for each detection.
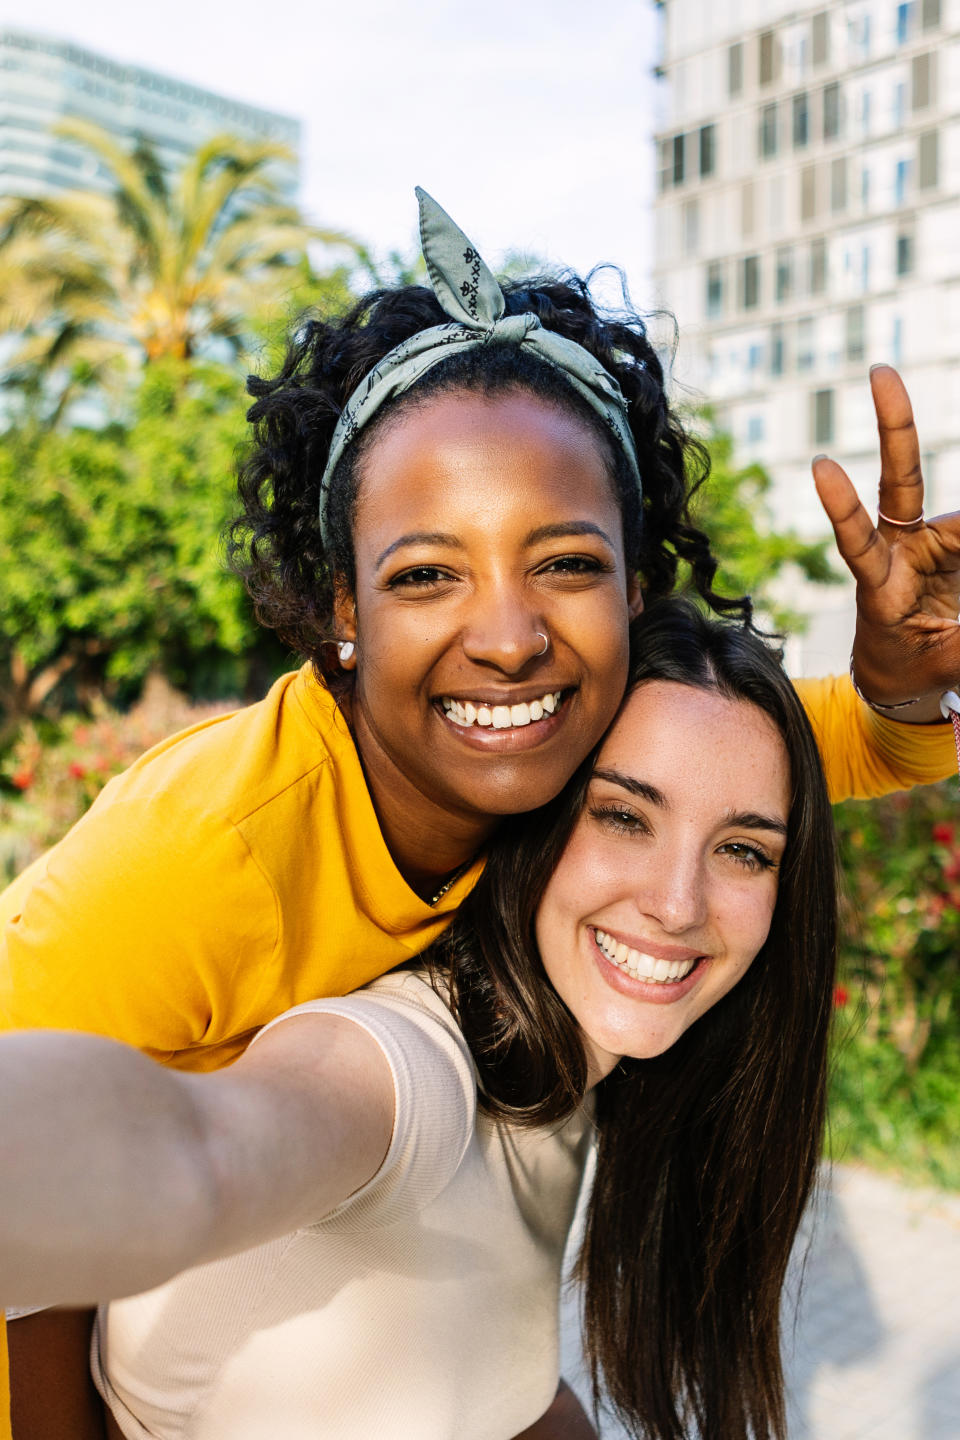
[0,28,300,202]
[652,0,958,671]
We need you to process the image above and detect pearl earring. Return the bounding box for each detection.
[337,641,355,664]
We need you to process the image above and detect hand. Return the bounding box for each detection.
[813,364,960,720]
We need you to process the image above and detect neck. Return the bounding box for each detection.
[349,712,498,899]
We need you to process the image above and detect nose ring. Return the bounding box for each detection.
[535,632,549,657]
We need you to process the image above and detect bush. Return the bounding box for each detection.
[829,781,960,1188]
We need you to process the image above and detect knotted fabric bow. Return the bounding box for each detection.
[318,187,642,544]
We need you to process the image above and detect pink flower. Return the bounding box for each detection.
[932,822,955,846]
[68,761,86,780]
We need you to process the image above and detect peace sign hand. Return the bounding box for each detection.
[814,365,960,722]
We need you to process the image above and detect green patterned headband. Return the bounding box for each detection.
[318,187,642,544]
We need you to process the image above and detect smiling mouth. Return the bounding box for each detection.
[440,689,564,731]
[594,929,701,985]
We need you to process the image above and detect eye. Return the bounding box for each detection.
[387,565,455,590]
[588,803,651,838]
[717,840,778,873]
[538,554,610,578]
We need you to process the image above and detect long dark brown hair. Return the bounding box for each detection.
[434,597,838,1440]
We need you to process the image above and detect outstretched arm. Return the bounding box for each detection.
[814,364,960,723]
[0,1014,394,1307]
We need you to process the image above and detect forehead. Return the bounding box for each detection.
[353,388,622,537]
[597,680,792,815]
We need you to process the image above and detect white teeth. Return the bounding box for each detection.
[441,691,562,731]
[593,929,697,985]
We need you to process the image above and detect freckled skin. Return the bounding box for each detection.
[535,682,792,1082]
[334,390,642,892]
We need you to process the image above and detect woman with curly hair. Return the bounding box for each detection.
[1,600,836,1440]
[0,191,957,1435]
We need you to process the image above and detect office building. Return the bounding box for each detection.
[652,0,958,670]
[0,27,300,203]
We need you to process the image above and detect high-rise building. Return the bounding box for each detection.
[0,27,300,203]
[652,0,957,671]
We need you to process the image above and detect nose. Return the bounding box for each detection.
[635,843,709,935]
[459,585,547,673]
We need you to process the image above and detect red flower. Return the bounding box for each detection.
[932,822,955,846]
[833,985,849,1008]
[10,768,34,791]
[68,761,86,779]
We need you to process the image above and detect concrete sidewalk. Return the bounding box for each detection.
[559,1164,960,1439]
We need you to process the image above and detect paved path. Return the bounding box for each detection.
[559,1165,960,1439]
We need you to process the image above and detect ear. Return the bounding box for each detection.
[332,577,358,670]
[626,572,644,620]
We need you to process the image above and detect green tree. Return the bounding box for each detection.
[687,421,839,629]
[0,359,280,742]
[0,119,357,416]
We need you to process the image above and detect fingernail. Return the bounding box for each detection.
[869,363,890,375]
[812,453,828,463]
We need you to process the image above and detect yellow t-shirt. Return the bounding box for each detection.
[0,667,956,1436]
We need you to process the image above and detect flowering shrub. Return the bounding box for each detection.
[0,675,233,882]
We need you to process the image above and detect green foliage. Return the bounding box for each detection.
[829,782,960,1187]
[688,424,839,629]
[0,357,285,739]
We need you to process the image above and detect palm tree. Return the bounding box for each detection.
[0,118,356,412]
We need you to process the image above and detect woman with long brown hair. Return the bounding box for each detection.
[1,598,837,1440]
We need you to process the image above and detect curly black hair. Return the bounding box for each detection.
[229,274,749,686]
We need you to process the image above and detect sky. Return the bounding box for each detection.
[0,0,661,299]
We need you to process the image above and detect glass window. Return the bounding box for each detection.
[822,82,841,140]
[770,324,785,376]
[861,90,872,134]
[861,166,870,209]
[728,42,744,97]
[748,343,764,372]
[797,317,816,371]
[846,304,865,362]
[759,31,778,86]
[812,388,834,445]
[741,180,756,237]
[699,124,716,178]
[706,261,724,317]
[759,103,778,158]
[894,82,906,130]
[830,156,847,213]
[741,255,761,309]
[747,413,765,443]
[672,133,685,186]
[775,246,793,302]
[793,92,809,147]
[810,237,828,294]
[912,54,934,111]
[896,230,914,276]
[922,0,941,29]
[800,164,818,222]
[896,2,915,44]
[895,157,911,206]
[812,11,830,66]
[918,129,939,188]
[657,138,673,193]
[892,315,903,366]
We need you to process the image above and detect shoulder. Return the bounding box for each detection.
[254,972,478,1227]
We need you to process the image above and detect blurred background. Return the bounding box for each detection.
[0,5,957,1427]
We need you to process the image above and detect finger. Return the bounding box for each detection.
[813,454,889,590]
[870,365,924,525]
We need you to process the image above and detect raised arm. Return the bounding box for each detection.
[0,1013,394,1307]
[814,364,960,723]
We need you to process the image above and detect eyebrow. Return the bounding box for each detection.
[375,520,617,572]
[592,769,789,836]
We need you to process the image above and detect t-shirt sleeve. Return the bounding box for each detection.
[794,674,958,802]
[251,977,477,1230]
[0,792,279,1060]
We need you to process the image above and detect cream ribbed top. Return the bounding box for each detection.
[91,972,594,1440]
